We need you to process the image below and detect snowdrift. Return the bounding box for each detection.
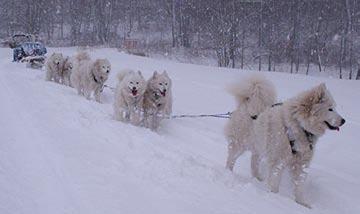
[0,48,359,214]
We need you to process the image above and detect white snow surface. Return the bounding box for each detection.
[0,47,359,214]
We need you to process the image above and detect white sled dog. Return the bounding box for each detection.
[70,52,111,102]
[225,75,277,173]
[45,53,64,83]
[114,69,146,126]
[143,71,172,131]
[251,83,345,208]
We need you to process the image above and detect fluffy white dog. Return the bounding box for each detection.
[225,75,277,173]
[113,69,146,126]
[252,83,345,208]
[45,53,64,83]
[70,52,111,102]
[143,71,172,131]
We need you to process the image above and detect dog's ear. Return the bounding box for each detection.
[314,83,327,104]
[153,71,158,78]
[137,70,143,77]
[297,83,327,116]
[93,59,102,70]
[162,70,168,77]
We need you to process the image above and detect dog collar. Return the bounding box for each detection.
[286,126,315,155]
[250,102,283,120]
[92,73,103,85]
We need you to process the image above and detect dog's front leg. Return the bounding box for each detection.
[152,113,162,131]
[64,76,71,87]
[45,70,52,81]
[148,112,159,131]
[54,73,60,83]
[291,163,311,208]
[225,140,244,171]
[130,108,141,126]
[94,86,102,103]
[83,87,91,100]
[77,87,82,95]
[143,112,149,128]
[251,153,264,181]
[267,160,285,193]
[115,107,127,122]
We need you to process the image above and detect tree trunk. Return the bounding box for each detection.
[268,53,271,71]
[339,36,344,79]
[317,53,322,72]
[346,0,353,79]
[171,0,176,47]
[258,0,263,71]
[240,29,245,69]
[306,58,310,75]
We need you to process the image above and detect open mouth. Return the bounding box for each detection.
[324,121,340,131]
[131,89,138,96]
[160,90,166,96]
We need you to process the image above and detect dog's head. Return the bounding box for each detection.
[51,53,64,68]
[124,70,146,97]
[93,59,111,83]
[62,57,73,72]
[291,83,345,136]
[148,71,172,97]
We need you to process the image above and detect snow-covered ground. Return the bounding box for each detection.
[0,47,359,214]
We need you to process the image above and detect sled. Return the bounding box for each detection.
[21,55,46,69]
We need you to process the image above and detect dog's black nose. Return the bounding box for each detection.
[341,118,346,125]
[132,87,136,90]
[163,89,167,92]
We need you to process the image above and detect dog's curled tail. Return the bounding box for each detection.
[227,74,277,107]
[75,51,91,62]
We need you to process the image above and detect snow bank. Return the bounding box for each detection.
[0,48,359,214]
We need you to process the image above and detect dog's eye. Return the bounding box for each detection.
[165,83,168,85]
[136,82,139,84]
[130,81,133,84]
[329,108,333,112]
[159,83,162,86]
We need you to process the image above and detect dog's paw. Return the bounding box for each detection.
[254,175,264,182]
[269,186,279,193]
[295,199,312,209]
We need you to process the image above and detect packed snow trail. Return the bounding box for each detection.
[0,48,360,214]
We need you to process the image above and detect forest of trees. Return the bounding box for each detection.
[1,0,360,79]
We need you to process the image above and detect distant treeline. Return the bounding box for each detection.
[1,0,360,79]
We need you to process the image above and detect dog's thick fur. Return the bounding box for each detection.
[114,69,146,125]
[143,71,172,131]
[252,83,345,207]
[70,52,111,102]
[225,75,277,172]
[45,53,64,83]
[60,56,73,86]
[226,77,345,207]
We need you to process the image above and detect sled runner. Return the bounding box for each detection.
[21,55,46,69]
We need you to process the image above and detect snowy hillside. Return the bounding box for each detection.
[0,47,359,214]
